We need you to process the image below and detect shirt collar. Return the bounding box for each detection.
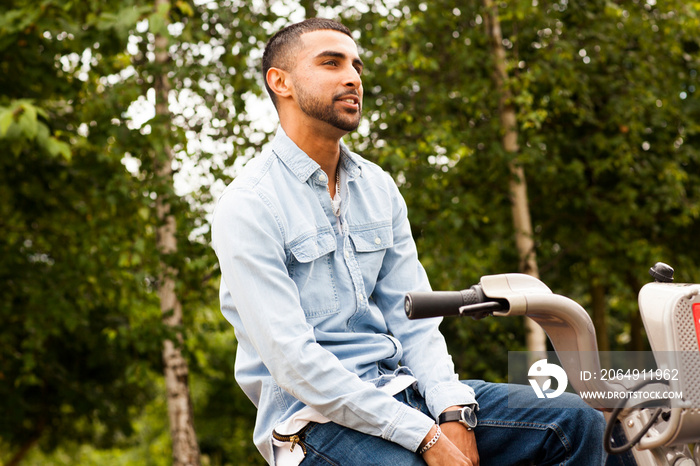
[339,140,363,181]
[271,127,363,183]
[271,127,320,183]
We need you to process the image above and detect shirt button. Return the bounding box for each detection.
[358,294,364,302]
[374,237,381,245]
[318,173,327,182]
[344,251,349,258]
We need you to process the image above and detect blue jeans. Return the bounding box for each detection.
[298,381,634,465]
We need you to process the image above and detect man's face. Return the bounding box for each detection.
[290,30,364,133]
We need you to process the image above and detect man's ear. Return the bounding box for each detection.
[266,67,293,100]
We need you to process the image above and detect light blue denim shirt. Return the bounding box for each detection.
[212,127,475,463]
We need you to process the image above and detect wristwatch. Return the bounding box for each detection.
[437,405,478,430]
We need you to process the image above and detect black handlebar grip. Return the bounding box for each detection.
[404,286,484,319]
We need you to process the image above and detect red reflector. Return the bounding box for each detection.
[694,303,700,351]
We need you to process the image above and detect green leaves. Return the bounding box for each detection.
[0,100,71,159]
[0,105,13,135]
[147,2,170,37]
[95,6,151,40]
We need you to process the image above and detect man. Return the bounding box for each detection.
[212,18,607,465]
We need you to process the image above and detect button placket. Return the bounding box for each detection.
[311,170,340,227]
[342,234,370,329]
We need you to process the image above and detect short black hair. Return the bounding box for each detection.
[262,18,353,108]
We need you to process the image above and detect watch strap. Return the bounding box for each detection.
[437,410,463,424]
[437,405,477,429]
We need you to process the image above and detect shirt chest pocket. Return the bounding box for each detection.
[348,223,394,285]
[287,230,340,320]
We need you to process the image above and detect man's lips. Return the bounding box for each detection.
[336,95,361,110]
[337,95,359,104]
[336,95,360,111]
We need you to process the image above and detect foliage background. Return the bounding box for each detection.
[1,0,698,464]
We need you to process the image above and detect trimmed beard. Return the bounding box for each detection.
[296,86,362,132]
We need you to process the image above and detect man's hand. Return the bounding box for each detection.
[438,406,480,466]
[420,425,472,466]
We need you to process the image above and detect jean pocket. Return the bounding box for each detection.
[288,230,340,319]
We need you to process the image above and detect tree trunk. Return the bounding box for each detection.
[153,1,200,464]
[590,279,610,353]
[483,0,547,354]
[630,304,643,351]
[626,272,644,352]
[7,429,43,466]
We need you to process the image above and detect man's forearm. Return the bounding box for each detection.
[420,424,473,466]
[436,406,480,466]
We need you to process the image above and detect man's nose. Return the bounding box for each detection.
[343,66,362,89]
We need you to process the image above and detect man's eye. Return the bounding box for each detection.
[324,61,338,66]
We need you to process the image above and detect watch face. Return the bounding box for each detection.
[460,407,478,428]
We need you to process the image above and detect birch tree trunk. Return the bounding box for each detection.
[153,1,200,464]
[483,0,547,354]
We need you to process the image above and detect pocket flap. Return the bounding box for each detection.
[289,230,336,263]
[349,224,393,252]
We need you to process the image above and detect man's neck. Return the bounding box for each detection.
[280,117,345,177]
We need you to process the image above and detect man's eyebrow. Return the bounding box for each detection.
[315,50,364,69]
